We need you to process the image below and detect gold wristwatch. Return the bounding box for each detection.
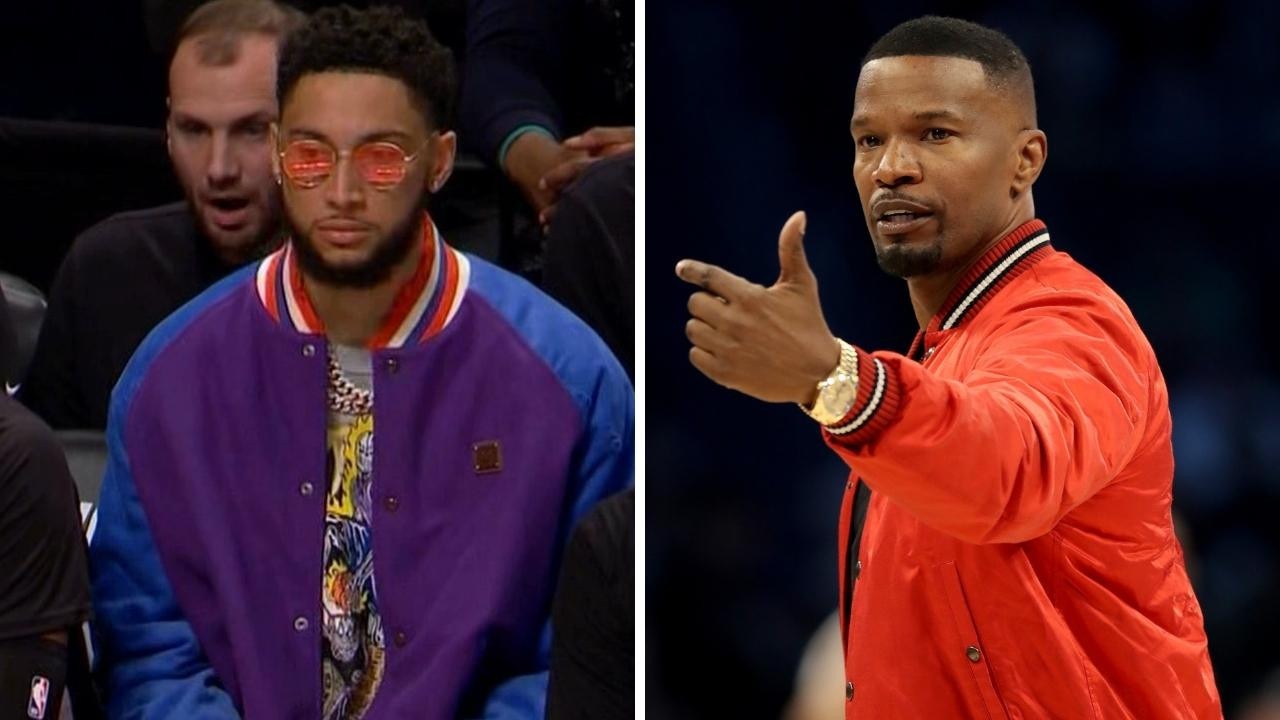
[800,339,859,425]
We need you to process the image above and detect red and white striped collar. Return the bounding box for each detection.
[930,219,1051,332]
[907,219,1052,360]
[255,213,470,348]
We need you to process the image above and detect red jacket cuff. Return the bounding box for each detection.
[822,346,903,446]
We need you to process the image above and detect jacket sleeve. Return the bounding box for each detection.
[460,0,569,166]
[481,355,634,718]
[825,296,1152,544]
[481,670,548,719]
[89,393,239,718]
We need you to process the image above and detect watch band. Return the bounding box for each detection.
[800,339,859,425]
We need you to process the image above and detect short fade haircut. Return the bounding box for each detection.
[277,5,457,131]
[863,16,1036,122]
[174,0,306,66]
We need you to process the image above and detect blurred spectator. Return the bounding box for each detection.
[19,0,303,429]
[459,0,634,374]
[547,489,635,719]
[541,151,634,376]
[0,285,93,720]
[782,612,843,720]
[1242,669,1280,720]
[460,0,632,249]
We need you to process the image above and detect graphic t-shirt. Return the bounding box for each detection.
[321,345,384,720]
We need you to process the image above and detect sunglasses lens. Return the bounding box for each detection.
[355,143,408,188]
[282,141,334,187]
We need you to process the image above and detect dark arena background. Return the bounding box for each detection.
[648,2,1280,718]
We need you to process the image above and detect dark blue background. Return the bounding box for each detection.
[647,2,1280,717]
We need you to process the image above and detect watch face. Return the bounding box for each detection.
[821,378,856,419]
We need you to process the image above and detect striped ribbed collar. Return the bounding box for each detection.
[254,212,471,349]
[909,219,1052,359]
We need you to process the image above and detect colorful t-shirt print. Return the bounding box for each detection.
[321,351,384,719]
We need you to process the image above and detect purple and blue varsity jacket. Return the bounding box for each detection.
[89,220,634,719]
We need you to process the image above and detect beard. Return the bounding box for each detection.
[874,238,944,278]
[288,202,423,289]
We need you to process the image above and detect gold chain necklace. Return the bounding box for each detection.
[326,347,373,415]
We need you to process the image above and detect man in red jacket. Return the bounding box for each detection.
[676,15,1222,719]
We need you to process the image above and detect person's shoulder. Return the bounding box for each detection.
[0,393,65,475]
[1018,249,1134,317]
[65,201,195,264]
[98,201,193,227]
[573,489,634,553]
[109,263,258,419]
[464,254,629,397]
[991,247,1156,364]
[559,489,634,614]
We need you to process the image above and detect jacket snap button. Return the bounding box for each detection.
[384,496,399,512]
[845,681,854,701]
[966,645,982,663]
[294,616,309,632]
[302,344,315,357]
[386,358,398,374]
[300,482,313,496]
[394,631,407,648]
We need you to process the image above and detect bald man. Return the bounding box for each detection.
[20,0,302,430]
[677,16,1221,719]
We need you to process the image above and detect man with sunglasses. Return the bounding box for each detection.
[19,0,303,430]
[89,6,633,719]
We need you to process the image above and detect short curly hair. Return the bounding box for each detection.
[277,4,456,130]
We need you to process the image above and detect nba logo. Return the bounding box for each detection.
[27,675,48,719]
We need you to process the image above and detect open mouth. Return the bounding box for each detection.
[206,197,251,229]
[876,210,933,235]
[209,197,250,212]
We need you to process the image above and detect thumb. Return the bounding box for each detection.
[776,211,814,286]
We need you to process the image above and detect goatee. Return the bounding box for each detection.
[875,241,944,278]
[289,206,422,289]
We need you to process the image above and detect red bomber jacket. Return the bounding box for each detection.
[825,219,1221,719]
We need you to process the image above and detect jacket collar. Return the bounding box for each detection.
[908,219,1052,359]
[254,212,470,349]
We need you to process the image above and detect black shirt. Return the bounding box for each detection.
[20,202,241,430]
[0,392,91,640]
[0,281,15,385]
[542,152,634,379]
[546,489,634,720]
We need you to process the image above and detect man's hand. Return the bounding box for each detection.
[676,211,842,405]
[561,126,635,158]
[538,126,635,226]
[506,126,636,228]
[504,131,586,215]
